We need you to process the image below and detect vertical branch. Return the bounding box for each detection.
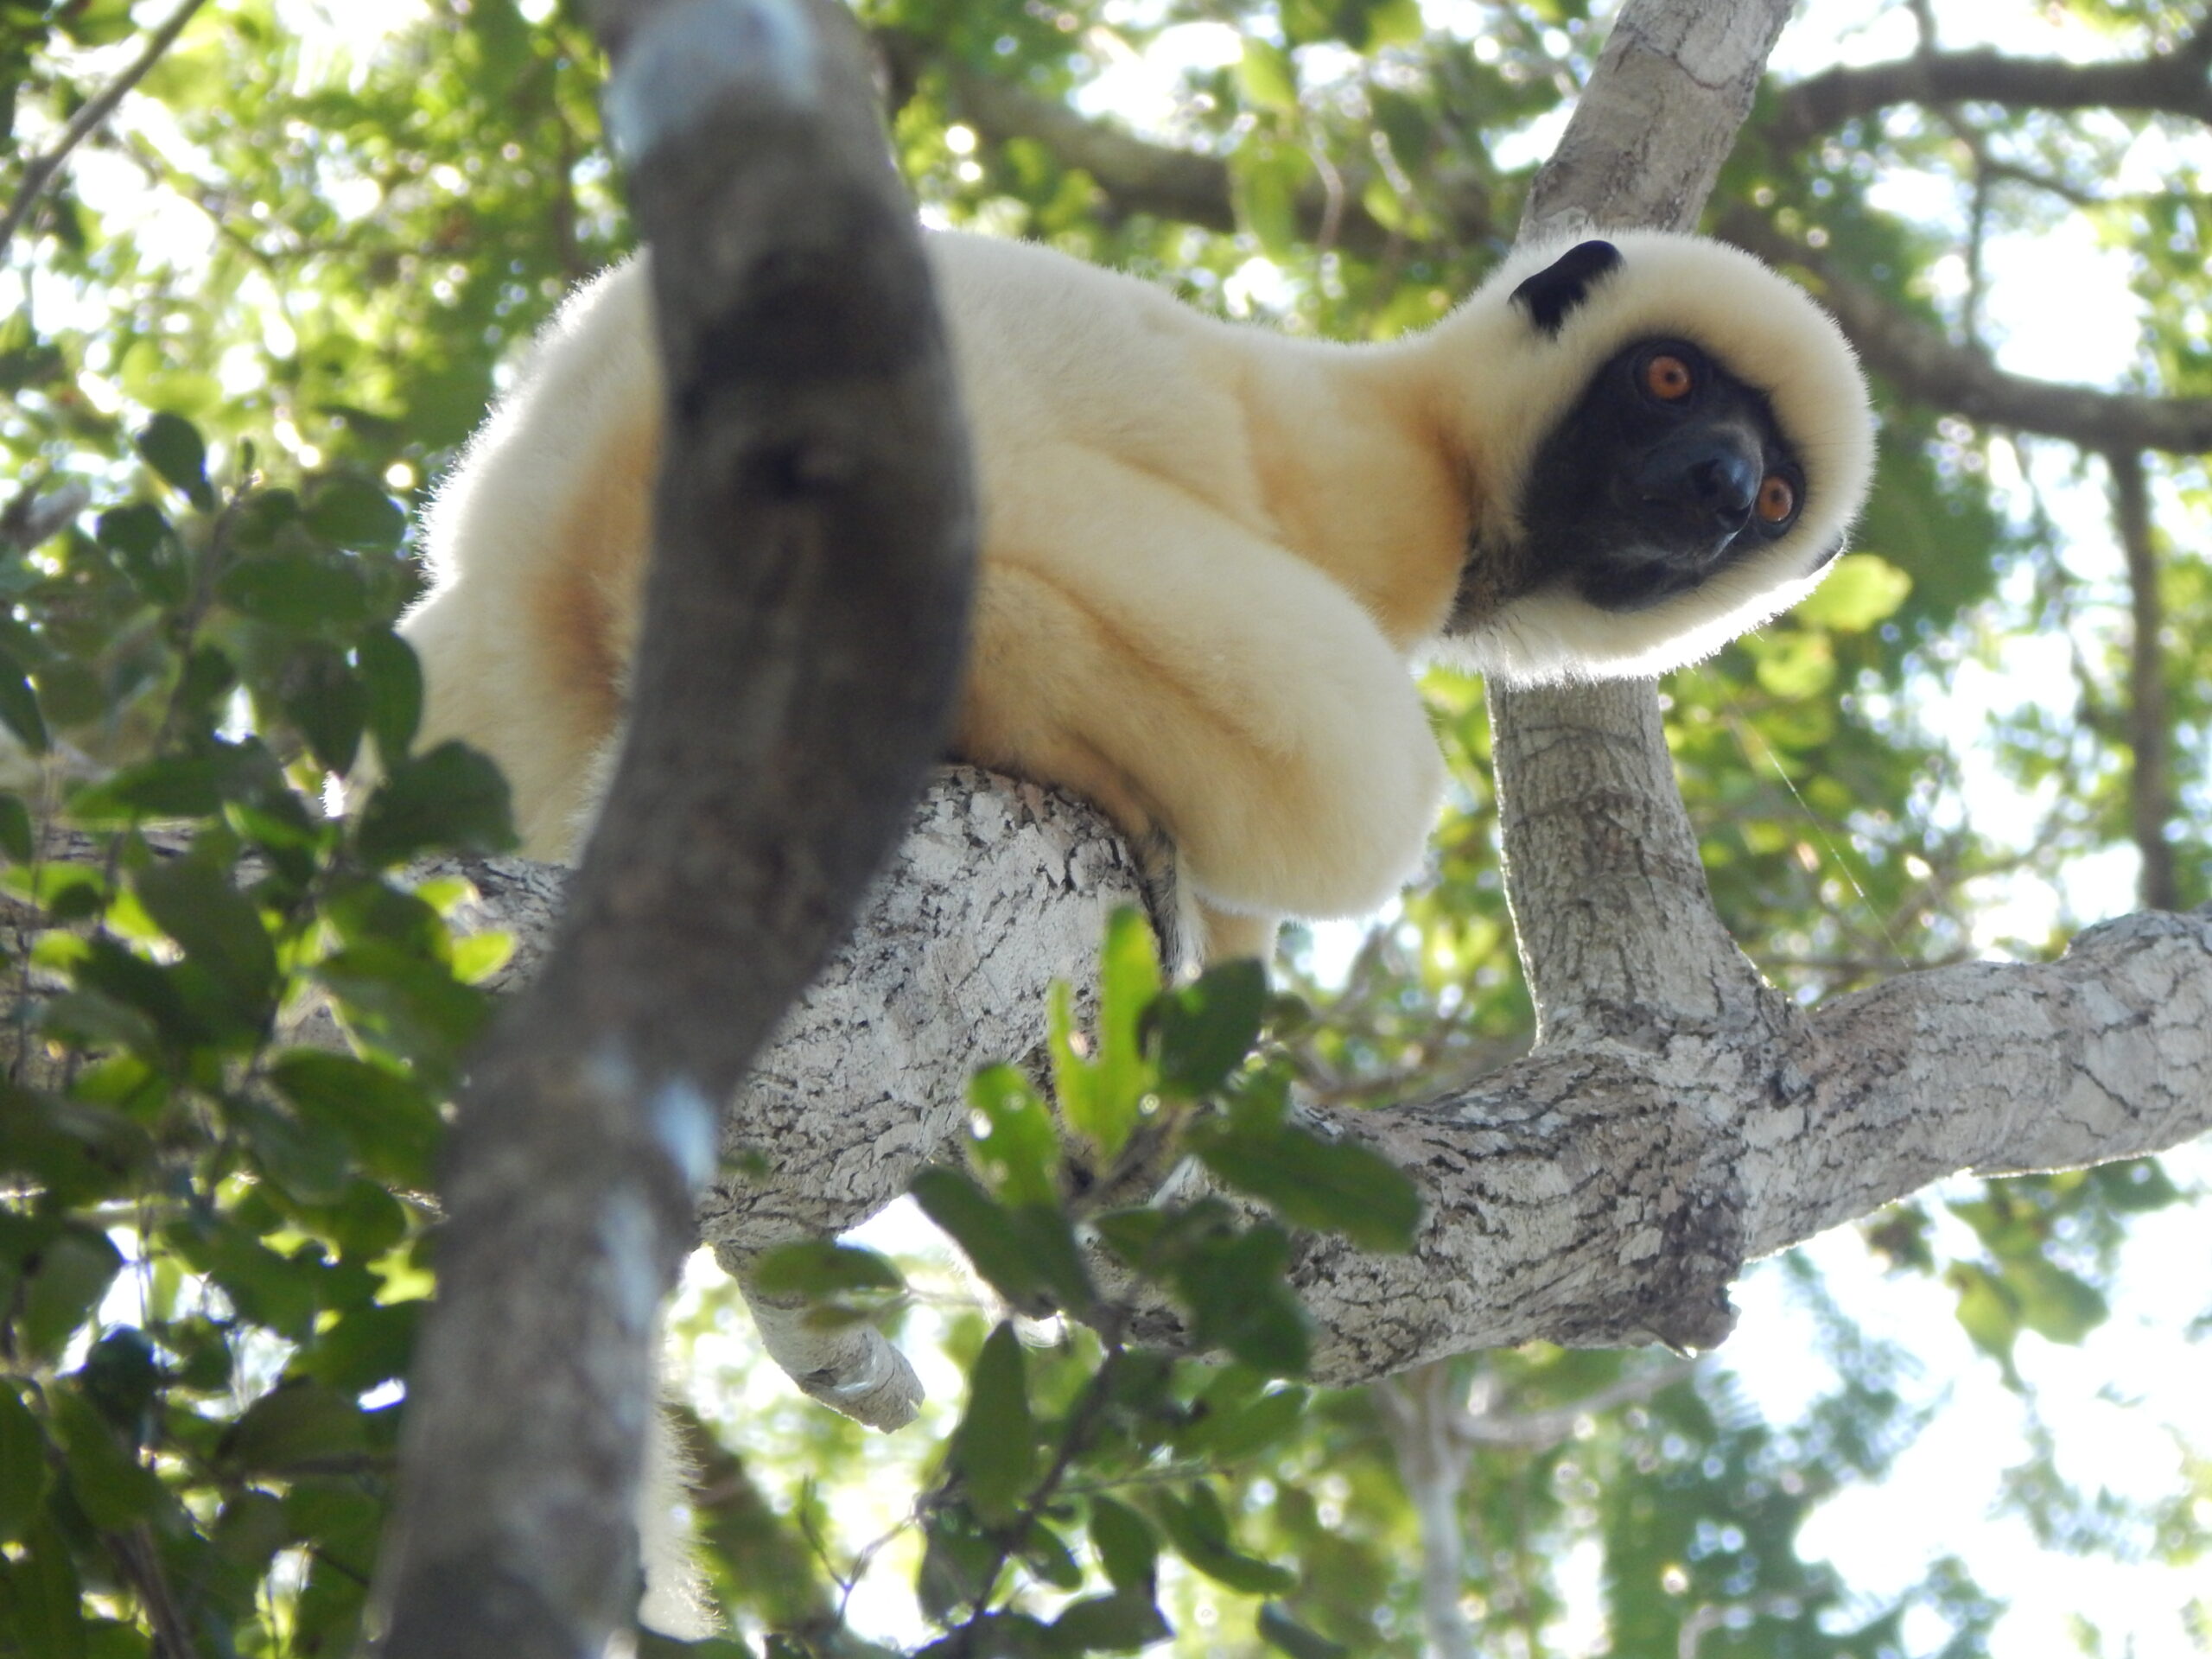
[2108,448,2177,911]
[1489,0,1793,1042]
[1374,1363,1480,1659]
[365,0,975,1652]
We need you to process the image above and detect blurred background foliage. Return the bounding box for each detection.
[0,0,2207,1655]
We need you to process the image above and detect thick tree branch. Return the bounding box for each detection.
[872,35,2212,457]
[1767,36,2212,146]
[366,0,973,1653]
[331,784,2212,1376]
[1719,213,2212,454]
[10,779,2208,1399]
[869,28,1491,257]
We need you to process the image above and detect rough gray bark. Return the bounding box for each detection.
[72,765,2179,1392]
[365,0,975,1653]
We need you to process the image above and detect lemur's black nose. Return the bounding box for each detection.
[1688,448,1758,525]
[1639,430,1760,532]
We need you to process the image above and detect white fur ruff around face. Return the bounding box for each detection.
[1440,229,1876,683]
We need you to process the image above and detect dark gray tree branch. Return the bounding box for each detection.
[365,0,974,1652]
[0,0,212,255]
[871,33,2212,455]
[1718,213,2212,454]
[869,27,1491,257]
[1767,35,2212,146]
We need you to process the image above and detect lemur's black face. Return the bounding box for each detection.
[1520,337,1816,613]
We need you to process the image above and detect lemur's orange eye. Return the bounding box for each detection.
[1757,474,1797,524]
[1643,353,1694,401]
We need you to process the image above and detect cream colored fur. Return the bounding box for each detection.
[402,228,1871,963]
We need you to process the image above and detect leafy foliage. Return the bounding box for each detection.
[2,0,2207,1654]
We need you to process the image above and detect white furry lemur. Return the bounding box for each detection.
[402,229,1874,969]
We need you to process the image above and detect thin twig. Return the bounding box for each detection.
[0,0,213,255]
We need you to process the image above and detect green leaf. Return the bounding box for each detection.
[1173,1223,1310,1376]
[1047,981,1097,1151]
[1793,552,1911,632]
[302,477,407,551]
[278,641,366,777]
[1088,1497,1158,1596]
[7,1519,87,1659]
[13,1223,123,1365]
[210,1490,293,1580]
[1179,1385,1309,1463]
[218,1384,369,1476]
[219,556,372,631]
[1047,1591,1173,1652]
[912,1166,1061,1315]
[1023,1521,1084,1591]
[2092,1157,2180,1213]
[750,1240,904,1300]
[137,412,213,510]
[1153,959,1267,1098]
[0,1086,154,1207]
[1356,0,1422,48]
[0,1389,50,1545]
[294,1302,421,1395]
[353,740,517,867]
[2005,1255,2108,1345]
[270,1051,443,1188]
[1946,1262,2018,1369]
[164,1217,323,1341]
[1256,1601,1348,1659]
[0,793,31,863]
[1236,40,1299,111]
[52,1390,163,1530]
[1151,1485,1295,1595]
[917,1504,999,1624]
[98,502,189,606]
[79,1328,160,1439]
[949,1323,1035,1523]
[67,748,274,822]
[1192,1112,1420,1254]
[1229,137,1303,260]
[967,1063,1059,1208]
[0,642,48,756]
[232,1096,352,1205]
[134,856,278,1027]
[313,943,492,1082]
[1087,906,1160,1157]
[359,628,424,763]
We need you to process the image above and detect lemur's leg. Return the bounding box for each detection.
[956,452,1441,953]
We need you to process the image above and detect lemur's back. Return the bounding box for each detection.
[402,233,1453,936]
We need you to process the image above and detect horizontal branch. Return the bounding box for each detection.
[874,38,2212,454]
[10,772,2208,1399]
[1768,36,2212,145]
[871,29,1492,257]
[1721,213,2212,453]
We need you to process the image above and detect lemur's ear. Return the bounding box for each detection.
[1510,240,1624,336]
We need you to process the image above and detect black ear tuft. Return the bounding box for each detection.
[1509,240,1623,336]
